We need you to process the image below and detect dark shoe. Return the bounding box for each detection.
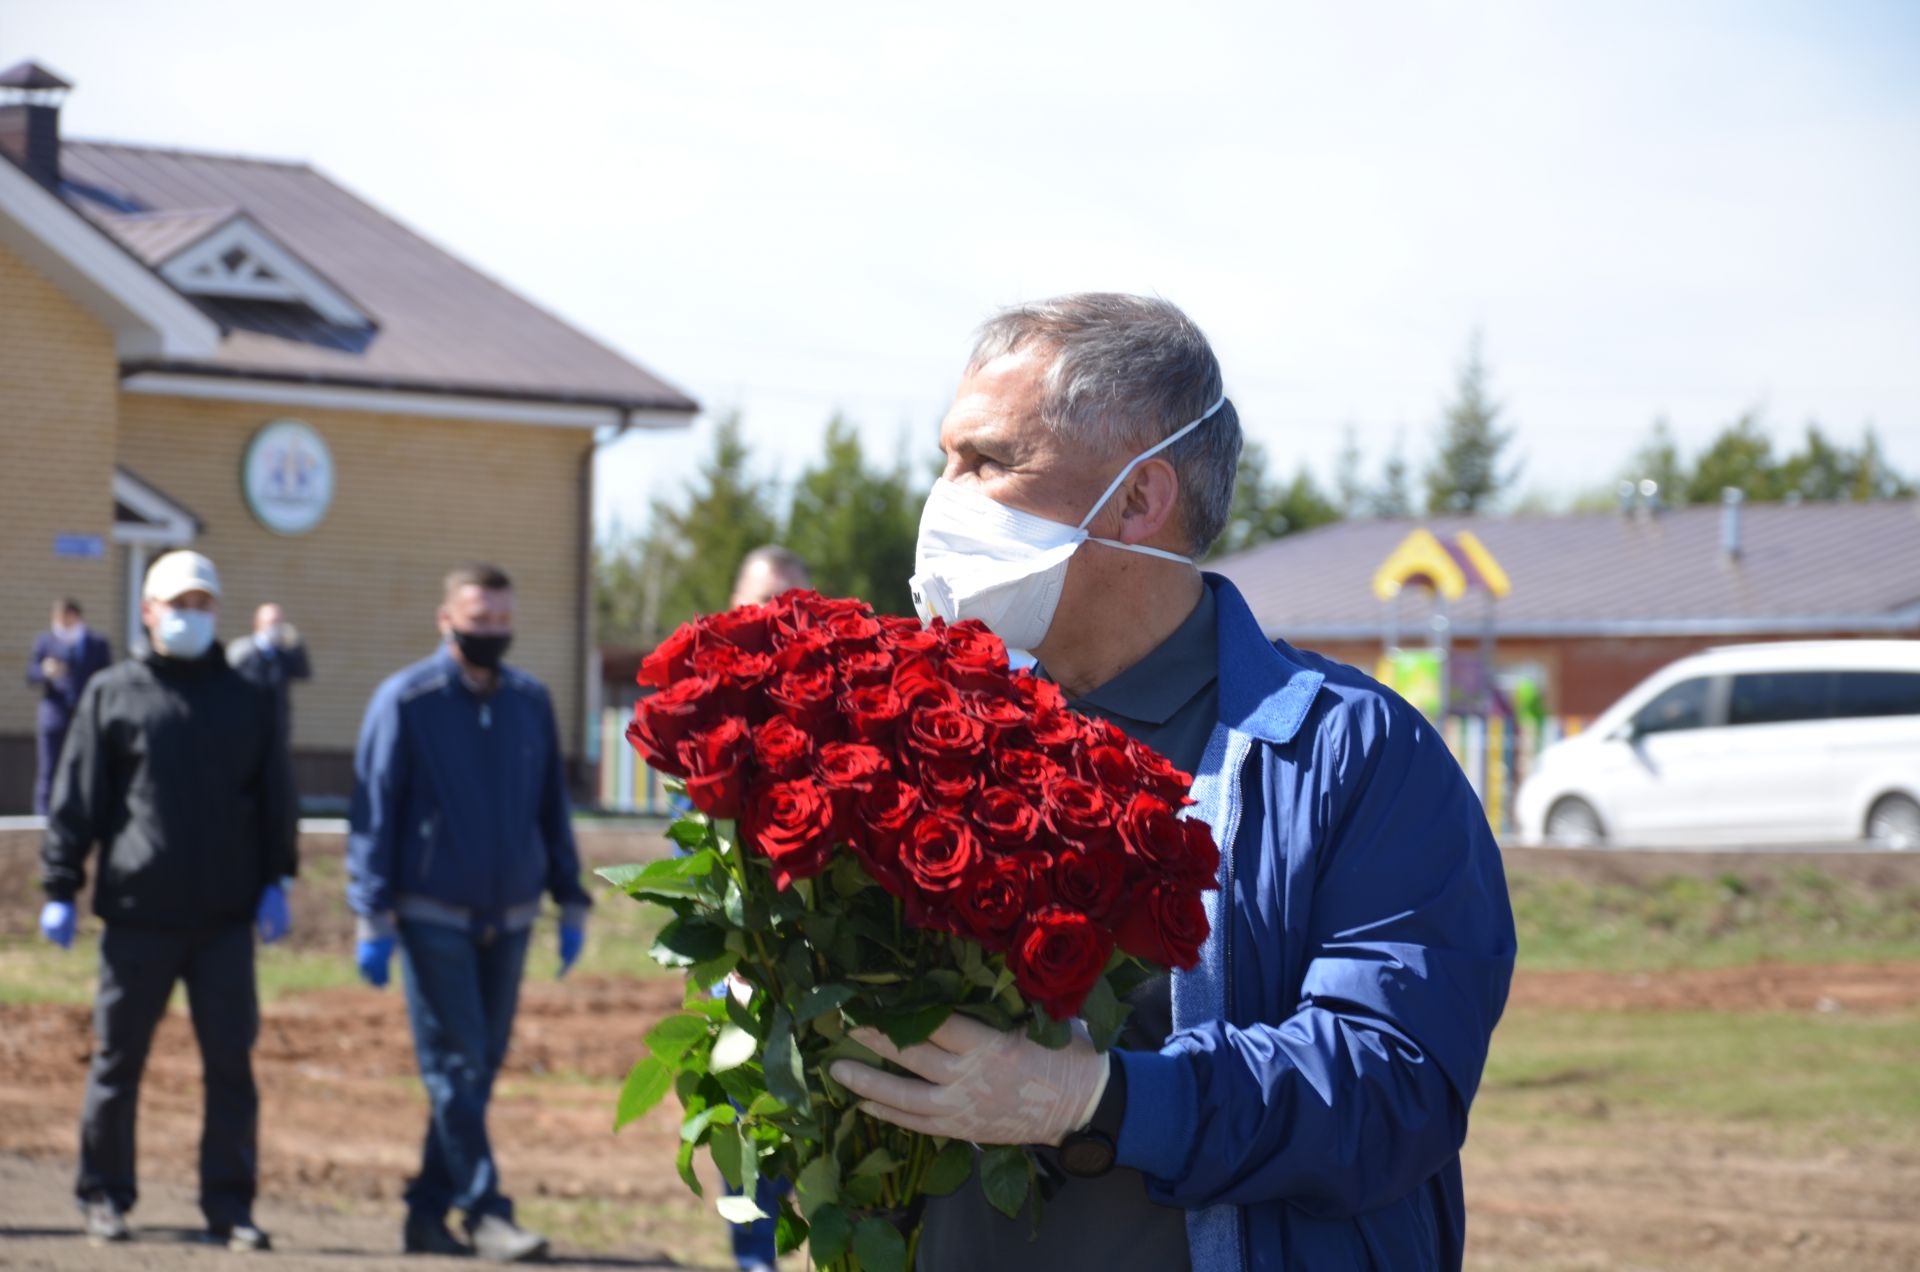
[467,1215,548,1263]
[404,1214,472,1257]
[212,1222,273,1252]
[82,1198,130,1245]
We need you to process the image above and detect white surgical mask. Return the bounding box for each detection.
[153,607,217,660]
[909,394,1227,651]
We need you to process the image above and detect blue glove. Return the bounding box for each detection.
[39,900,75,949]
[558,923,585,978]
[357,936,395,988]
[256,884,291,945]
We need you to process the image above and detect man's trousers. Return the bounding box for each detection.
[76,921,259,1228]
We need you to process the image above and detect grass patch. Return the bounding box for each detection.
[1480,1005,1920,1147]
[1511,867,1920,971]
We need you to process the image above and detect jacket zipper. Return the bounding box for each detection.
[419,814,438,881]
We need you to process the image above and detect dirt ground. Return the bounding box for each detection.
[2,835,1916,1269]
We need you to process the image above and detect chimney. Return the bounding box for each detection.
[1721,486,1744,562]
[0,60,72,191]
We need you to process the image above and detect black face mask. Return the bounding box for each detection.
[450,629,512,670]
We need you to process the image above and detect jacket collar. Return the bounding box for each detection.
[1205,572,1324,746]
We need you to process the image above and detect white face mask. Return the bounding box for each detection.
[910,394,1227,652]
[153,607,217,660]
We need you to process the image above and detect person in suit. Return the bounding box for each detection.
[227,603,311,745]
[26,598,112,816]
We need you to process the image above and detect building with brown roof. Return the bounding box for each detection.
[0,60,697,810]
[1211,497,1920,719]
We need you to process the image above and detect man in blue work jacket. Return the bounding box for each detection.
[833,294,1517,1271]
[347,563,593,1263]
[26,598,112,815]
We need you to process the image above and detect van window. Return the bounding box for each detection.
[1833,671,1920,719]
[1633,677,1711,735]
[1728,672,1833,726]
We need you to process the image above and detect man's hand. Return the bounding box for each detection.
[38,901,75,949]
[255,884,291,945]
[829,1014,1110,1147]
[39,656,65,681]
[356,936,395,988]
[557,923,585,978]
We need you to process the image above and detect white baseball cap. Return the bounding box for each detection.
[144,550,222,602]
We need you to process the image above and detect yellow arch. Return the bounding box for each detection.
[1454,530,1512,599]
[1372,528,1469,601]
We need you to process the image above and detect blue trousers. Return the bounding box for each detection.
[35,720,68,817]
[729,1173,785,1268]
[397,921,530,1225]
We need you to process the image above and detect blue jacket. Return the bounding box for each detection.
[347,649,591,935]
[28,627,113,730]
[1112,577,1516,1271]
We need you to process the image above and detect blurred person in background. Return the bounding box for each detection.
[346,563,592,1263]
[38,551,296,1251]
[227,602,311,745]
[25,598,112,816]
[729,544,811,607]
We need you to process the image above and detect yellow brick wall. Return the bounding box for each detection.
[0,240,119,747]
[115,396,593,762]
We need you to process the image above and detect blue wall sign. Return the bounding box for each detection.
[54,533,106,560]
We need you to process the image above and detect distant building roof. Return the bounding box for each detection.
[56,141,698,414]
[1212,501,1920,641]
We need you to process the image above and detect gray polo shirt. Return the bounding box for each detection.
[917,588,1217,1272]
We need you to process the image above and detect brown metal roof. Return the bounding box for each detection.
[0,61,71,91]
[1211,501,1920,639]
[59,141,698,412]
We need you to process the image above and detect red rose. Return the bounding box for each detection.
[826,612,885,649]
[1049,846,1126,922]
[1011,674,1068,717]
[852,776,921,897]
[1113,881,1209,971]
[1120,794,1219,886]
[677,718,751,819]
[971,787,1041,853]
[1082,744,1138,796]
[893,657,961,713]
[752,715,814,780]
[772,628,835,675]
[963,691,1029,742]
[638,625,697,689]
[898,812,981,896]
[625,675,721,776]
[1130,740,1196,807]
[1043,777,1119,853]
[693,639,773,693]
[770,667,840,735]
[742,777,837,890]
[917,756,980,809]
[1082,716,1132,753]
[955,855,1033,952]
[942,619,1008,674]
[993,749,1060,802]
[838,649,895,689]
[1010,908,1115,1021]
[816,741,891,833]
[879,616,943,658]
[705,603,776,654]
[840,684,906,745]
[905,706,987,764]
[1027,710,1081,758]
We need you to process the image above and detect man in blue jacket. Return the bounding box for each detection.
[833,294,1516,1271]
[26,598,112,815]
[348,563,593,1263]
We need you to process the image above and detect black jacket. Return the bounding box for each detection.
[41,647,298,928]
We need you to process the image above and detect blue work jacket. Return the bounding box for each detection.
[347,649,590,933]
[1111,576,1516,1270]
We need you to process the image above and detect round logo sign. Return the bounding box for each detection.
[242,419,334,536]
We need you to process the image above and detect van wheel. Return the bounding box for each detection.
[1544,797,1607,847]
[1866,794,1920,850]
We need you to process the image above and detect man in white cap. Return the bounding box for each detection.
[39,549,298,1251]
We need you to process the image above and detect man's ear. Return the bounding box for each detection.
[1116,456,1184,547]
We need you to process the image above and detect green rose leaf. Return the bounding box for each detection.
[716,1194,769,1224]
[600,850,718,900]
[840,1170,884,1209]
[775,1198,809,1256]
[665,818,710,852]
[806,1202,851,1265]
[850,1147,903,1178]
[794,983,857,1024]
[614,1057,672,1131]
[709,1121,744,1190]
[765,1008,811,1113]
[686,951,742,988]
[646,1013,711,1066]
[680,1101,738,1143]
[1025,1010,1072,1051]
[674,1138,702,1197]
[710,1023,757,1073]
[793,1153,840,1220]
[650,917,729,968]
[979,1145,1031,1220]
[871,1000,954,1049]
[1079,975,1131,1053]
[851,1217,907,1272]
[920,1140,974,1196]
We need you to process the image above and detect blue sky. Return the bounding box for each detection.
[13,0,1918,533]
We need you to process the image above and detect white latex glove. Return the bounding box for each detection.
[829,1014,1109,1147]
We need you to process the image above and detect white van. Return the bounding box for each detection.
[1515,641,1920,848]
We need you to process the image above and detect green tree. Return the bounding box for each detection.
[1209,440,1341,558]
[1621,416,1689,506]
[1684,411,1780,504]
[1849,427,1914,500]
[784,417,921,615]
[1372,431,1415,518]
[1333,424,1368,517]
[1422,333,1520,514]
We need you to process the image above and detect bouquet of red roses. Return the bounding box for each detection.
[603,590,1217,1272]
